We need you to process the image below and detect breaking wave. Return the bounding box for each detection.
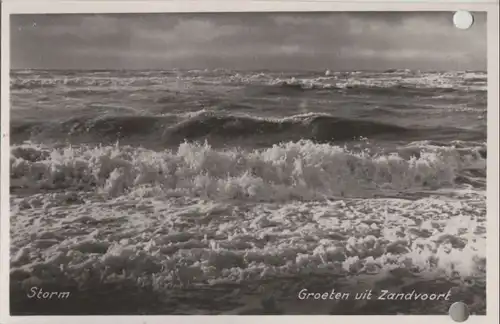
[264,79,468,95]
[10,111,485,145]
[10,70,487,93]
[10,140,486,201]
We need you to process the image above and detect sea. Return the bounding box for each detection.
[9,69,487,315]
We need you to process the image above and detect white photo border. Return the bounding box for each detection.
[1,1,498,324]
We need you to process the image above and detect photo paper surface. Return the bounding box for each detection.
[1,2,497,321]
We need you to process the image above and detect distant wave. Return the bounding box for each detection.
[10,70,487,93]
[10,140,486,201]
[10,111,486,146]
[235,71,487,93]
[10,82,57,90]
[258,81,470,97]
[9,76,169,91]
[263,77,485,94]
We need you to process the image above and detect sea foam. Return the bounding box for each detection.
[10,140,485,201]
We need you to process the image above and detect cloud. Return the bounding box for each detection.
[135,19,241,43]
[37,15,123,38]
[351,48,468,61]
[10,12,487,70]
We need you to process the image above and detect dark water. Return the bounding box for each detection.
[10,69,487,148]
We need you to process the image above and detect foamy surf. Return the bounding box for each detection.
[9,139,487,313]
[10,140,485,201]
[10,191,485,314]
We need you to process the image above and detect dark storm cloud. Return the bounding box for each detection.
[10,12,487,70]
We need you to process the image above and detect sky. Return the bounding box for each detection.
[10,12,487,71]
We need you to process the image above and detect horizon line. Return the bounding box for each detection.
[9,68,488,73]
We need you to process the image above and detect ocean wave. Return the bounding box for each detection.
[227,71,487,93]
[9,76,170,91]
[259,77,486,95]
[10,70,487,93]
[10,140,486,201]
[260,81,467,97]
[11,111,485,145]
[163,112,414,143]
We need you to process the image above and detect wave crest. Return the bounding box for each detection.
[12,111,483,145]
[10,140,485,201]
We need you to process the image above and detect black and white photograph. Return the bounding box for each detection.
[5,9,489,316]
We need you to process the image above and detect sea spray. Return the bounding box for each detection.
[10,140,485,201]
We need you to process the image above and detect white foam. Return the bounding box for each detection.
[10,140,485,201]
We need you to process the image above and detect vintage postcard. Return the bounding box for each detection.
[1,1,498,323]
